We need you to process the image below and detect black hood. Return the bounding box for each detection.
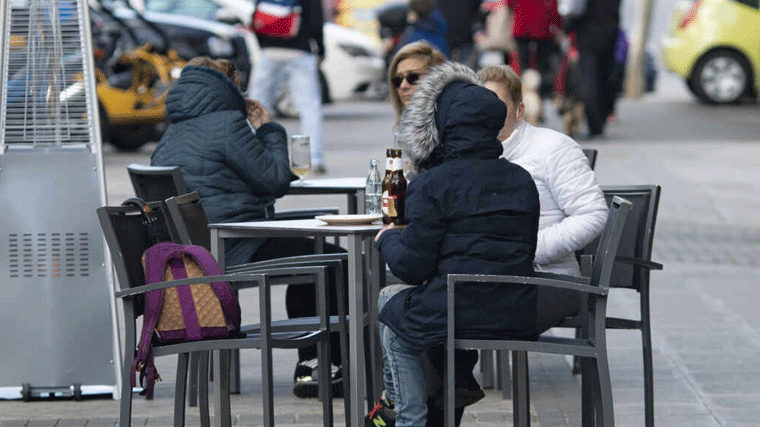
[397,62,506,173]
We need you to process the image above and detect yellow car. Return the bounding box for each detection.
[662,0,760,104]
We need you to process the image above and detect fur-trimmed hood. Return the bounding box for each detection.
[398,62,506,174]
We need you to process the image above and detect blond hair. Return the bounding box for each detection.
[187,56,240,88]
[477,65,523,105]
[388,41,446,122]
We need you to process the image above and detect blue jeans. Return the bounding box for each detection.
[250,50,324,167]
[378,284,428,427]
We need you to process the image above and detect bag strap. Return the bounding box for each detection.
[180,245,242,331]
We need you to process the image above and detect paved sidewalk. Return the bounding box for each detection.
[2,74,760,426]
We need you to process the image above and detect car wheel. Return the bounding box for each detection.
[273,70,330,119]
[692,49,751,104]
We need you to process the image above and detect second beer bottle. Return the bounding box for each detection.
[382,148,407,225]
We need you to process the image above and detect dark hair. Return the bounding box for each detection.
[187,56,240,88]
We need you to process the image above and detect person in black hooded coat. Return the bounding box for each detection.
[373,61,540,426]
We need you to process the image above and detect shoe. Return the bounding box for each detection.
[292,359,344,398]
[365,391,396,427]
[434,370,485,409]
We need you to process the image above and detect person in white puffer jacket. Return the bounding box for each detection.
[479,64,608,331]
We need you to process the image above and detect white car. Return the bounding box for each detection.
[129,0,386,115]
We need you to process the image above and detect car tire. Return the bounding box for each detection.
[273,70,330,119]
[691,49,752,105]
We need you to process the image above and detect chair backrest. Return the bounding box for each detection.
[582,148,598,170]
[127,163,188,203]
[589,196,632,290]
[96,201,174,294]
[165,191,212,250]
[580,185,661,290]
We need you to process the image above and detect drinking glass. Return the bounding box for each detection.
[290,134,311,185]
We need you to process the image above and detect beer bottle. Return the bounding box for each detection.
[388,148,407,225]
[381,148,394,224]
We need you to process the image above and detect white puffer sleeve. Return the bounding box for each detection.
[534,135,608,265]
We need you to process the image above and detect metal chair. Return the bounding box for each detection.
[445,196,632,427]
[164,191,376,422]
[583,148,598,170]
[127,163,188,203]
[562,185,663,427]
[97,202,335,427]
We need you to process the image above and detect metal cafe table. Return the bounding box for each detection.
[209,218,385,427]
[288,177,366,214]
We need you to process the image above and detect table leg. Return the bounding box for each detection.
[210,230,240,394]
[368,239,384,403]
[348,191,360,215]
[212,349,231,427]
[347,234,366,427]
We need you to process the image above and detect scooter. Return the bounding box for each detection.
[91,2,185,150]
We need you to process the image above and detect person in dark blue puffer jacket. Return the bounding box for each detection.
[151,57,347,399]
[373,62,540,426]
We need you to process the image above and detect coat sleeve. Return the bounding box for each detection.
[534,136,608,265]
[375,179,446,285]
[223,116,295,198]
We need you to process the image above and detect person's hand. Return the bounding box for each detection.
[374,223,397,242]
[246,99,271,129]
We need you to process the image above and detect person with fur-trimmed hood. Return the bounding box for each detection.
[373,61,540,426]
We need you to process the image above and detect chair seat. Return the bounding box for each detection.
[456,335,598,358]
[152,330,329,357]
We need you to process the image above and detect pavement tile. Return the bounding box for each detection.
[54,420,89,427]
[0,422,27,427]
[24,422,56,427]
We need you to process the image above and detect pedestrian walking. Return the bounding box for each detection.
[437,0,480,67]
[393,0,450,59]
[564,0,622,139]
[249,0,328,172]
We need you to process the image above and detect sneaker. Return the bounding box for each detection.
[292,359,344,398]
[365,391,396,427]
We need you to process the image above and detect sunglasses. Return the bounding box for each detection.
[392,72,424,88]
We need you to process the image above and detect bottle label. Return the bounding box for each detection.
[391,157,402,171]
[382,191,397,217]
[386,157,393,171]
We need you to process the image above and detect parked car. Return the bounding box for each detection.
[661,0,760,104]
[128,0,386,116]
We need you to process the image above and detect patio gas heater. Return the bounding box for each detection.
[0,0,120,399]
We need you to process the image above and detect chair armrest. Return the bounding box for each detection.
[226,253,347,273]
[115,273,268,298]
[271,207,340,220]
[115,265,330,298]
[615,256,663,271]
[533,271,591,285]
[447,273,605,296]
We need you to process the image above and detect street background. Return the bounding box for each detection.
[2,0,760,425]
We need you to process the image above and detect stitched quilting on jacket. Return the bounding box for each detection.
[151,65,294,266]
[376,62,541,347]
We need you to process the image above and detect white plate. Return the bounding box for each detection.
[315,214,382,225]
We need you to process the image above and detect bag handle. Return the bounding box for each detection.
[122,198,164,246]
